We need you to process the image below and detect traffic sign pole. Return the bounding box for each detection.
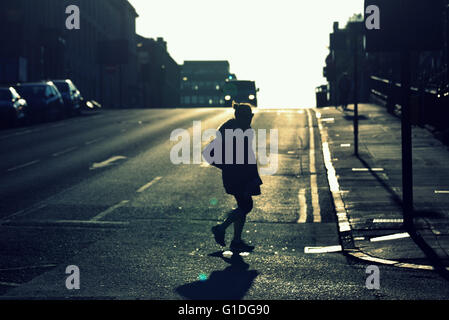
[353,31,359,156]
[364,0,444,229]
[400,53,413,229]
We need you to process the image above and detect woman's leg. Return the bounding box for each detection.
[219,208,244,230]
[232,194,253,242]
[232,213,246,242]
[212,194,252,247]
[218,194,252,230]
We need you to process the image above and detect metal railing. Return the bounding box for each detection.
[370,75,449,130]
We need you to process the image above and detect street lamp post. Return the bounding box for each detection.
[349,21,363,156]
[353,30,359,156]
[400,49,413,230]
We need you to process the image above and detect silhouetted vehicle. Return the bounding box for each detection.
[316,85,329,108]
[223,80,258,107]
[16,82,65,123]
[0,86,28,127]
[52,79,82,116]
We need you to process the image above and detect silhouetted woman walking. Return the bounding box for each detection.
[204,103,262,252]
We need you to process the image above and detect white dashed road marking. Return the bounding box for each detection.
[370,232,410,242]
[85,137,104,145]
[52,146,78,157]
[90,155,127,170]
[137,176,162,193]
[373,218,404,223]
[6,160,41,172]
[0,281,20,287]
[304,245,342,253]
[91,200,129,221]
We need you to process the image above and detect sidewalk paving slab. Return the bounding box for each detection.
[317,104,449,271]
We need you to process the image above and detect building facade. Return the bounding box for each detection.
[0,0,139,108]
[180,61,235,107]
[324,5,449,105]
[137,36,180,108]
[324,16,370,106]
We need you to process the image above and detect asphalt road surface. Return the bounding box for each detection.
[0,108,448,299]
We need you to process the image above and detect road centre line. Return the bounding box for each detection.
[6,160,41,172]
[52,146,78,157]
[2,219,129,228]
[137,176,162,193]
[90,200,129,221]
[49,123,66,128]
[85,137,104,145]
[0,129,40,140]
[0,281,20,287]
[297,188,308,223]
[0,264,57,272]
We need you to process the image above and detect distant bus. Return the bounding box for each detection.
[223,80,258,107]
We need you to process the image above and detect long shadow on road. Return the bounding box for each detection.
[175,252,258,300]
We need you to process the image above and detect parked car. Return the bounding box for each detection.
[15,81,65,122]
[52,79,82,116]
[77,94,102,113]
[0,86,28,127]
[83,99,102,111]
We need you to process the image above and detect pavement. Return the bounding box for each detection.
[317,103,449,272]
[0,106,449,300]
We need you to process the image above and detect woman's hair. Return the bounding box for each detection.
[233,102,253,119]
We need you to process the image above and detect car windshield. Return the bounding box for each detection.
[224,81,256,96]
[17,85,46,98]
[0,89,12,101]
[54,82,69,93]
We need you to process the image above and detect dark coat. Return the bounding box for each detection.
[216,119,263,196]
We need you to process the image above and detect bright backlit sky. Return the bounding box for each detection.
[128,0,363,107]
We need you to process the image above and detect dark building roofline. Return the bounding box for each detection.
[111,0,139,18]
[125,0,139,17]
[183,60,230,65]
[136,35,179,66]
